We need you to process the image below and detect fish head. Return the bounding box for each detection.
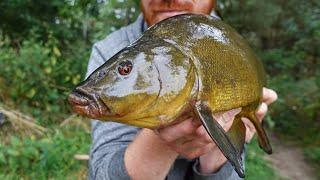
[68,38,196,127]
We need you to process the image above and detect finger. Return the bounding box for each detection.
[262,87,278,105]
[256,102,268,122]
[196,126,213,143]
[241,118,256,132]
[241,117,256,142]
[158,118,199,142]
[178,143,213,159]
[165,134,210,157]
[218,116,234,131]
[195,108,241,145]
[172,138,204,152]
[174,131,213,149]
[180,138,208,149]
[211,115,233,131]
[172,135,195,144]
[212,108,241,131]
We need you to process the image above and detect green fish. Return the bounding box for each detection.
[68,14,272,178]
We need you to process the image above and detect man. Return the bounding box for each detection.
[87,0,278,179]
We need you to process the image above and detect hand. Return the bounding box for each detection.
[241,87,278,142]
[199,87,278,173]
[155,108,240,159]
[155,87,278,174]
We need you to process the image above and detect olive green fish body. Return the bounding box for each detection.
[69,14,272,178]
[149,15,266,113]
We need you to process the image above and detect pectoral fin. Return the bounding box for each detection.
[194,102,245,178]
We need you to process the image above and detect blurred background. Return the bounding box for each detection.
[0,0,319,179]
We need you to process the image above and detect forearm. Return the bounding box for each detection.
[125,128,178,180]
[193,149,245,180]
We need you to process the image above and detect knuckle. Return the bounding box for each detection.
[196,126,206,137]
[185,153,197,159]
[168,144,180,152]
[204,134,212,143]
[242,117,256,132]
[263,88,278,104]
[257,103,268,116]
[224,120,234,131]
[270,89,278,100]
[180,123,194,135]
[187,149,203,159]
[199,132,212,143]
[176,149,189,157]
[245,133,254,143]
[159,133,174,143]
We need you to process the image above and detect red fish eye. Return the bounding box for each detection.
[118,61,133,75]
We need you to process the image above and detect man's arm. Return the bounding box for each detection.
[124,129,179,179]
[193,152,245,180]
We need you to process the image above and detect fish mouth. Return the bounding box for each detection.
[68,87,111,119]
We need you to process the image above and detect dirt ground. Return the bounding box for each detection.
[264,133,317,180]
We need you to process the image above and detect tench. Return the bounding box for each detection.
[68,14,271,178]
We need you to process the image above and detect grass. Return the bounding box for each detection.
[0,124,279,179]
[0,126,90,179]
[245,139,280,180]
[304,146,320,178]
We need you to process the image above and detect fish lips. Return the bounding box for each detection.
[68,89,110,119]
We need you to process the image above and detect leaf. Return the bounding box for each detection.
[53,46,61,57]
[11,137,21,146]
[72,74,81,85]
[44,67,52,74]
[7,149,20,156]
[51,57,57,65]
[0,152,6,164]
[26,88,36,98]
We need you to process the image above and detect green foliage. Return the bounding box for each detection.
[0,37,88,123]
[246,140,279,180]
[0,0,97,45]
[89,0,140,40]
[0,127,90,179]
[305,146,320,165]
[219,0,320,168]
[0,0,140,124]
[0,1,140,178]
[269,77,320,141]
[304,146,320,177]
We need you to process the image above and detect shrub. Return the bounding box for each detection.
[0,37,88,124]
[0,127,90,179]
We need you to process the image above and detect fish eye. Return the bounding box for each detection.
[118,61,133,76]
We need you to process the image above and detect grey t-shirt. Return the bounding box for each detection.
[87,13,243,180]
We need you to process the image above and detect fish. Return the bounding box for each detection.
[68,13,272,178]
